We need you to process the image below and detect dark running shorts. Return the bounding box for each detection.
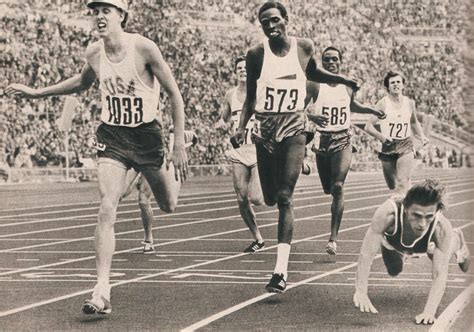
[314,129,351,156]
[95,120,165,171]
[378,137,414,162]
[253,112,307,154]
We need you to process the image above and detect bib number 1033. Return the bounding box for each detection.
[264,87,298,112]
[106,96,144,125]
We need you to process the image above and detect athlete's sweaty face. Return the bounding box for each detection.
[322,50,341,74]
[91,4,123,35]
[388,75,404,95]
[235,60,246,82]
[259,8,287,40]
[405,203,437,237]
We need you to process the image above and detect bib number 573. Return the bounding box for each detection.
[264,87,298,112]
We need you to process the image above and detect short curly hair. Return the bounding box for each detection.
[403,179,447,211]
[234,55,246,73]
[258,1,288,22]
[383,70,405,91]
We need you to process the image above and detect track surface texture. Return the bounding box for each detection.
[0,169,472,331]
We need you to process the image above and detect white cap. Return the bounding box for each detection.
[87,0,128,12]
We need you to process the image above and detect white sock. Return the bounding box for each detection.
[94,279,111,300]
[273,243,291,279]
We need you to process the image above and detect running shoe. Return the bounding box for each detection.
[326,240,337,255]
[143,241,155,254]
[243,240,265,253]
[301,160,312,175]
[82,295,112,315]
[454,228,470,273]
[265,273,286,293]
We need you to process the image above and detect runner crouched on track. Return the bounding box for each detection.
[353,179,470,325]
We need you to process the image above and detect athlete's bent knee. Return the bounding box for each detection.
[330,182,344,197]
[235,189,249,204]
[98,198,118,225]
[159,199,177,213]
[277,189,293,207]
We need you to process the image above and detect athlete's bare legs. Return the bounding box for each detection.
[233,163,264,248]
[137,179,154,244]
[94,160,128,299]
[141,161,181,213]
[394,152,415,195]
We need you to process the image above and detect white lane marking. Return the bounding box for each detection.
[20,272,125,279]
[180,198,474,331]
[288,261,314,264]
[180,262,359,332]
[0,190,237,219]
[0,190,387,276]
[16,259,39,262]
[0,177,470,243]
[0,184,390,253]
[0,278,470,290]
[171,273,268,280]
[0,179,389,228]
[0,182,471,319]
[3,179,472,256]
[240,260,265,263]
[1,190,472,279]
[430,284,473,332]
[346,277,467,283]
[2,176,469,228]
[0,201,383,317]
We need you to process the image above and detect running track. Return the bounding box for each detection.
[0,169,472,331]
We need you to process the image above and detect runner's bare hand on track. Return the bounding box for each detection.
[415,312,435,325]
[169,144,188,182]
[353,291,378,314]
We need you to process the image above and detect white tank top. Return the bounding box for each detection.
[255,38,306,114]
[379,96,412,139]
[313,84,351,132]
[230,88,255,145]
[99,33,160,127]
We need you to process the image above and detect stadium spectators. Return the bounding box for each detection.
[1,1,469,168]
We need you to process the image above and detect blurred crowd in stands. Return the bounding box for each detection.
[0,0,471,174]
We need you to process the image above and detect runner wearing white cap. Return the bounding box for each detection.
[6,0,188,315]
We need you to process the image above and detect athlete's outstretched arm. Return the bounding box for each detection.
[305,81,328,127]
[220,90,233,124]
[141,37,187,181]
[354,200,394,314]
[306,55,359,91]
[234,48,260,144]
[5,63,96,98]
[415,219,453,325]
[350,93,385,119]
[409,100,429,146]
[364,99,389,143]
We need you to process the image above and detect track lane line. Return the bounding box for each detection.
[0,174,467,226]
[0,200,385,317]
[1,178,471,240]
[180,199,474,331]
[1,197,472,318]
